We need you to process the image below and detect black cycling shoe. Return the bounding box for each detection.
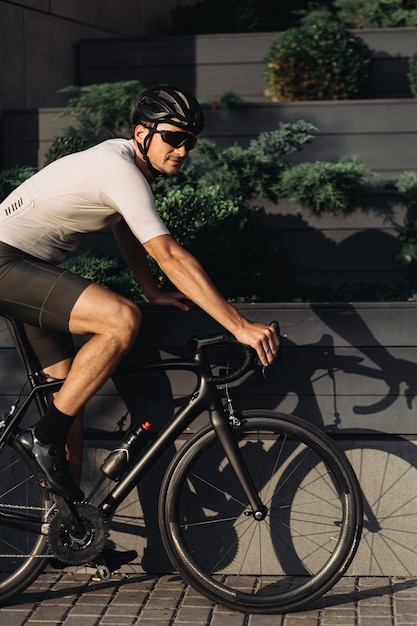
[50,546,138,572]
[97,546,138,572]
[15,427,84,501]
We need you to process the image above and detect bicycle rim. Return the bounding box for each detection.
[0,441,51,605]
[159,411,362,614]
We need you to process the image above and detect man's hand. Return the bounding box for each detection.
[147,290,190,312]
[234,322,279,367]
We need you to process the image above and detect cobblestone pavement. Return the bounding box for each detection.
[1,573,417,625]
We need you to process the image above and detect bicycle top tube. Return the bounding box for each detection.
[1,312,278,387]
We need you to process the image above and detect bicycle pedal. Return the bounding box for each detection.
[93,557,111,581]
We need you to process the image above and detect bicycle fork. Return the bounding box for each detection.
[210,408,267,520]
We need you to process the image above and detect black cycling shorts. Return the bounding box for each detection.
[0,242,92,368]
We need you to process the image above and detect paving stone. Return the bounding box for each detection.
[248,613,285,625]
[30,604,70,621]
[284,618,318,626]
[175,606,212,623]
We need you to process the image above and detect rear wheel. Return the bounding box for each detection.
[0,441,51,605]
[159,411,363,614]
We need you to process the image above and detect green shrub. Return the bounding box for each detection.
[153,121,317,202]
[0,166,36,202]
[279,157,372,213]
[408,52,417,98]
[60,253,143,302]
[395,170,417,202]
[333,0,417,28]
[45,80,143,164]
[152,185,276,300]
[391,218,417,265]
[264,18,372,101]
[171,0,417,33]
[170,0,325,34]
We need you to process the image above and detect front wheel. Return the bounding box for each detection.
[159,410,363,614]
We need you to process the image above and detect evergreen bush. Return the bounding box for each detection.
[152,185,276,300]
[408,52,417,97]
[395,170,417,202]
[279,157,372,213]
[170,0,417,33]
[153,121,317,202]
[60,253,143,302]
[0,166,36,202]
[333,0,417,28]
[170,0,328,34]
[44,80,143,164]
[264,17,372,101]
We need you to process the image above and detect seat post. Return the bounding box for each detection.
[3,314,49,415]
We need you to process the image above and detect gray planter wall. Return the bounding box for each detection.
[2,302,417,576]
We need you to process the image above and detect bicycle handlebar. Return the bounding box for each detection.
[189,321,280,385]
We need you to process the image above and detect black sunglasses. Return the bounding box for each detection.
[148,128,197,151]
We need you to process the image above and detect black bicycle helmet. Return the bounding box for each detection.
[131,85,204,135]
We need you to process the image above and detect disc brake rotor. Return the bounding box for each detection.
[48,503,108,565]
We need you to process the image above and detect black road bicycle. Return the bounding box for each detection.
[0,314,363,614]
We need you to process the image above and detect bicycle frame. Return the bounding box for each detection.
[101,353,265,519]
[0,315,266,535]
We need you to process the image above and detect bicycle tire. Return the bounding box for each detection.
[159,410,363,614]
[0,439,52,605]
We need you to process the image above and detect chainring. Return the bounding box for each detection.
[48,502,108,565]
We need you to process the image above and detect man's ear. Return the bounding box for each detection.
[133,124,147,143]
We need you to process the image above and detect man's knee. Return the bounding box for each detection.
[112,300,142,348]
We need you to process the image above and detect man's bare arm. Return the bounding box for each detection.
[112,220,189,310]
[144,234,279,365]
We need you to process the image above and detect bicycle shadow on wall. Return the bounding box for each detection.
[269,302,417,578]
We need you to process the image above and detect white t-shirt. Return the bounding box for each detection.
[0,138,170,263]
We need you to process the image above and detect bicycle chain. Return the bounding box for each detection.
[48,502,108,565]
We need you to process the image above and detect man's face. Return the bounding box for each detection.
[134,123,196,176]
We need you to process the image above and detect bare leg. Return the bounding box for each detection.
[53,283,141,416]
[16,283,142,499]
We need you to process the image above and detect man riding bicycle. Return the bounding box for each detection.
[0,84,278,534]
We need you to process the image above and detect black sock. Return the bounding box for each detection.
[34,403,75,446]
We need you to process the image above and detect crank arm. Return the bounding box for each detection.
[53,495,85,538]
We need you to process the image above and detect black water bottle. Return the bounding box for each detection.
[101,421,151,481]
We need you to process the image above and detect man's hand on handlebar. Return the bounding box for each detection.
[234,322,280,368]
